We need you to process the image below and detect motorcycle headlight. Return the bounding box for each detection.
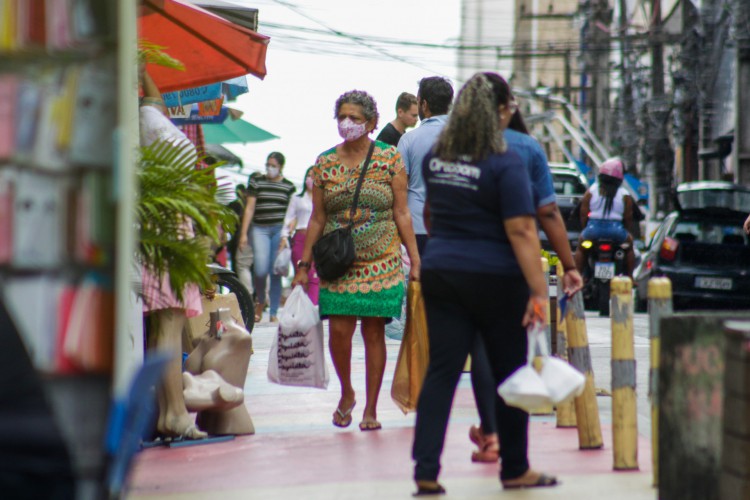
[581,240,593,249]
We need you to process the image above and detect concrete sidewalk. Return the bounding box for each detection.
[129,312,657,500]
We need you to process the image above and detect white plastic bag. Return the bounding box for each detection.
[273,247,291,276]
[268,286,329,389]
[533,319,585,404]
[497,324,553,412]
[278,285,318,333]
[540,357,586,404]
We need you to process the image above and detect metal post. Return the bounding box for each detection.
[611,277,638,470]
[555,262,577,428]
[566,292,603,449]
[648,277,672,486]
[734,0,750,184]
[532,257,554,415]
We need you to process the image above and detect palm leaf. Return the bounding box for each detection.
[136,140,237,301]
[138,40,185,71]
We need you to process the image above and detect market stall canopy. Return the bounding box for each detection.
[139,0,269,93]
[202,117,279,144]
[204,144,243,166]
[194,0,259,31]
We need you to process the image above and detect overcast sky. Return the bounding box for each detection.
[218,0,462,187]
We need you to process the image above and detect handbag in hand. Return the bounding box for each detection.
[313,141,375,281]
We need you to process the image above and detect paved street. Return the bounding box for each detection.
[585,311,652,441]
[129,310,657,499]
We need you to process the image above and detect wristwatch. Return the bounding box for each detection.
[297,260,311,269]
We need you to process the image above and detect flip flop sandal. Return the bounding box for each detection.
[502,473,558,489]
[358,420,382,431]
[413,482,446,496]
[471,441,499,463]
[332,401,356,428]
[468,425,483,447]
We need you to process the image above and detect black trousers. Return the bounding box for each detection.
[470,334,497,434]
[412,269,530,481]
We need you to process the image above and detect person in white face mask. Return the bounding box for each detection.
[292,89,421,432]
[279,166,319,304]
[238,151,296,323]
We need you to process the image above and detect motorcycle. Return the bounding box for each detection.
[579,238,630,317]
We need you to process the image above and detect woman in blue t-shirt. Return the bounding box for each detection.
[411,73,557,495]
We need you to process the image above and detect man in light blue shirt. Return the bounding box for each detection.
[504,127,556,208]
[397,76,454,254]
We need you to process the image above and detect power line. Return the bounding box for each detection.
[267,0,453,79]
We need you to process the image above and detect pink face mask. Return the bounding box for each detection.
[305,177,314,191]
[337,117,368,142]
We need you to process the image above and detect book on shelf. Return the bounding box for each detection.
[2,275,66,371]
[2,274,114,374]
[0,74,18,159]
[68,57,117,167]
[0,0,110,51]
[12,171,64,268]
[60,276,115,374]
[14,79,42,160]
[0,170,13,263]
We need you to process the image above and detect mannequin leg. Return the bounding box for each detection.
[183,370,244,412]
[150,308,207,439]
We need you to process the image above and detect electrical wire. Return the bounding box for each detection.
[266,0,456,80]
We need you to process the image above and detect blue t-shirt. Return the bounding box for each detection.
[421,149,535,275]
[397,115,449,235]
[504,128,556,208]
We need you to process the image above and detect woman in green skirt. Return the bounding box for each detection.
[293,90,420,431]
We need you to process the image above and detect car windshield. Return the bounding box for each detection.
[552,174,586,195]
[671,220,749,245]
[677,189,750,212]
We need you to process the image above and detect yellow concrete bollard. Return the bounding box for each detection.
[610,277,638,470]
[555,262,577,428]
[647,277,672,486]
[566,290,603,449]
[531,257,554,415]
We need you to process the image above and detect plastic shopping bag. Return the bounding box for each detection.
[273,247,291,276]
[497,324,553,412]
[390,281,429,414]
[268,286,329,389]
[540,357,585,404]
[532,316,585,404]
[385,245,410,341]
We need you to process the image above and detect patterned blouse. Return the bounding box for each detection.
[312,140,405,317]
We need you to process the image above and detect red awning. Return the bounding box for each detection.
[139,0,270,93]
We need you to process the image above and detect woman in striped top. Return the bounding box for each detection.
[238,152,296,322]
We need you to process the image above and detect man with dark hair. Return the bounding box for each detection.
[397,77,454,254]
[376,92,418,147]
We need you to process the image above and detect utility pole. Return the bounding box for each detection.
[616,0,638,174]
[645,0,674,218]
[735,0,750,185]
[584,0,612,149]
[675,0,700,183]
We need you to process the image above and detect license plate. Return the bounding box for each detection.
[594,262,615,279]
[694,277,733,290]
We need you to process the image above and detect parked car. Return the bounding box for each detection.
[632,182,750,311]
[539,163,589,252]
[675,180,750,212]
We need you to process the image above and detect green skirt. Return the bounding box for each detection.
[319,281,404,318]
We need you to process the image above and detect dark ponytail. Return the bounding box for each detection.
[598,174,622,216]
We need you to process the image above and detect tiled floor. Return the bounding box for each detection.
[129,318,657,500]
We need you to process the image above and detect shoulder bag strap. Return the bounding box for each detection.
[347,141,376,228]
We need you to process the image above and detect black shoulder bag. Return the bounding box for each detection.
[312,141,375,281]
